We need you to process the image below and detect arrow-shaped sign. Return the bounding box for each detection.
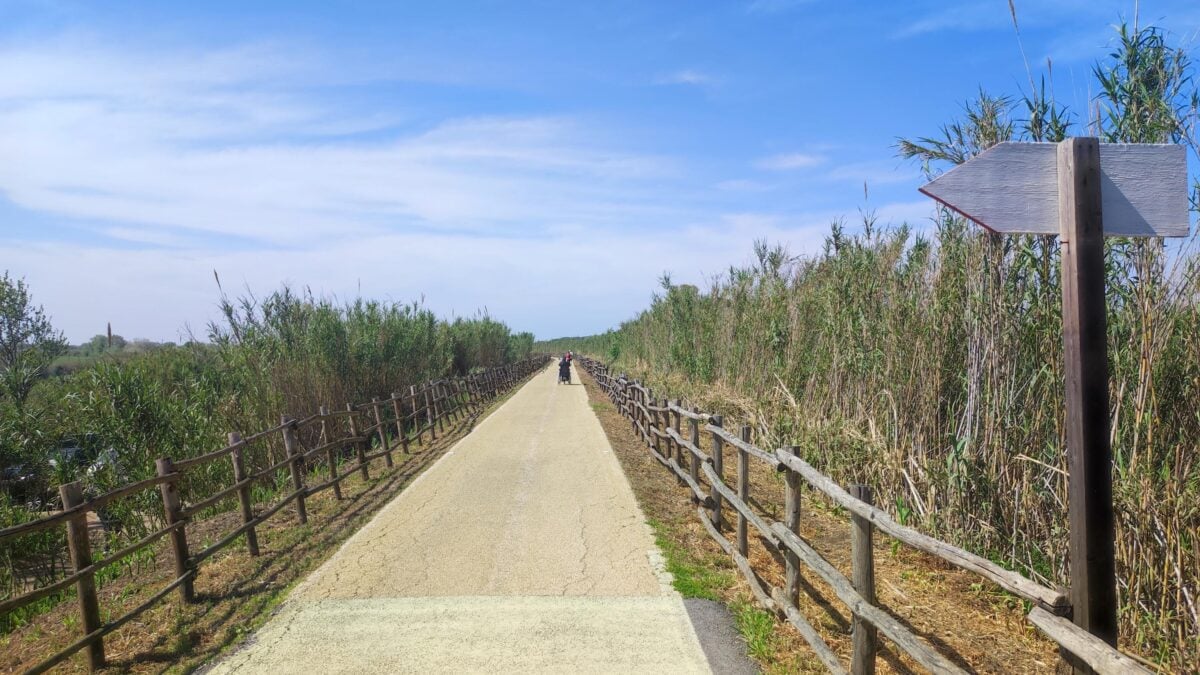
[919,142,1189,237]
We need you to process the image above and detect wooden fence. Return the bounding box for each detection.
[0,355,548,674]
[577,356,1150,675]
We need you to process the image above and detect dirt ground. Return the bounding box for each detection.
[577,367,1063,674]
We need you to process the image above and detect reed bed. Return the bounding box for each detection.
[539,21,1200,669]
[1,285,533,629]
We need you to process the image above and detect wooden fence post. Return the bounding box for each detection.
[446,382,458,422]
[435,382,447,434]
[347,404,370,480]
[650,395,660,454]
[425,385,437,440]
[320,406,343,500]
[228,432,259,555]
[281,417,308,525]
[671,401,684,486]
[629,381,639,436]
[156,458,194,602]
[689,407,701,490]
[391,393,410,454]
[408,385,421,445]
[737,425,751,556]
[372,397,393,468]
[639,386,648,443]
[851,484,878,675]
[784,444,802,606]
[59,481,105,670]
[710,415,724,528]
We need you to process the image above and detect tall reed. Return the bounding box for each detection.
[540,22,1199,667]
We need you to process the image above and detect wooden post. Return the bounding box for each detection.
[650,395,661,454]
[59,481,105,670]
[156,458,194,602]
[409,385,421,444]
[320,406,342,499]
[648,389,657,446]
[633,379,643,429]
[689,407,701,490]
[737,425,751,556]
[372,397,393,468]
[281,416,308,525]
[435,382,447,434]
[850,484,877,675]
[446,381,457,424]
[425,385,437,440]
[640,387,648,443]
[710,415,724,528]
[671,400,684,486]
[1058,137,1118,657]
[784,444,802,606]
[391,393,410,454]
[347,404,370,480]
[229,432,259,555]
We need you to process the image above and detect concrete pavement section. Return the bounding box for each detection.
[209,365,746,674]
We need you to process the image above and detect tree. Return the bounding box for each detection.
[0,272,66,405]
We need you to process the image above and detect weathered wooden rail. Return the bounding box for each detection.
[0,356,548,674]
[577,356,1150,675]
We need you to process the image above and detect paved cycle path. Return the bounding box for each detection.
[209,365,714,674]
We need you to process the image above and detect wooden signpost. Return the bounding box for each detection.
[919,138,1189,672]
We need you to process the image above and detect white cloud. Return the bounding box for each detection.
[746,0,814,15]
[4,213,840,342]
[0,37,684,248]
[827,159,920,186]
[0,34,914,343]
[656,69,716,86]
[755,152,826,170]
[873,199,936,226]
[715,179,772,192]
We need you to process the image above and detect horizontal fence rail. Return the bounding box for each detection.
[0,355,549,674]
[576,356,1148,675]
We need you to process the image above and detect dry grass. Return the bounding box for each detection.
[580,368,1061,673]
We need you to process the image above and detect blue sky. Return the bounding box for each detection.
[3,0,1199,342]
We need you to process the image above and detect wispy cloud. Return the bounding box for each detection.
[0,36,685,248]
[656,69,717,86]
[715,179,773,192]
[894,3,1008,38]
[746,0,814,15]
[4,208,850,341]
[1,34,864,341]
[892,0,1159,40]
[827,159,920,186]
[755,152,826,170]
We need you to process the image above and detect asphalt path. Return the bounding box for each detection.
[209,364,733,674]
